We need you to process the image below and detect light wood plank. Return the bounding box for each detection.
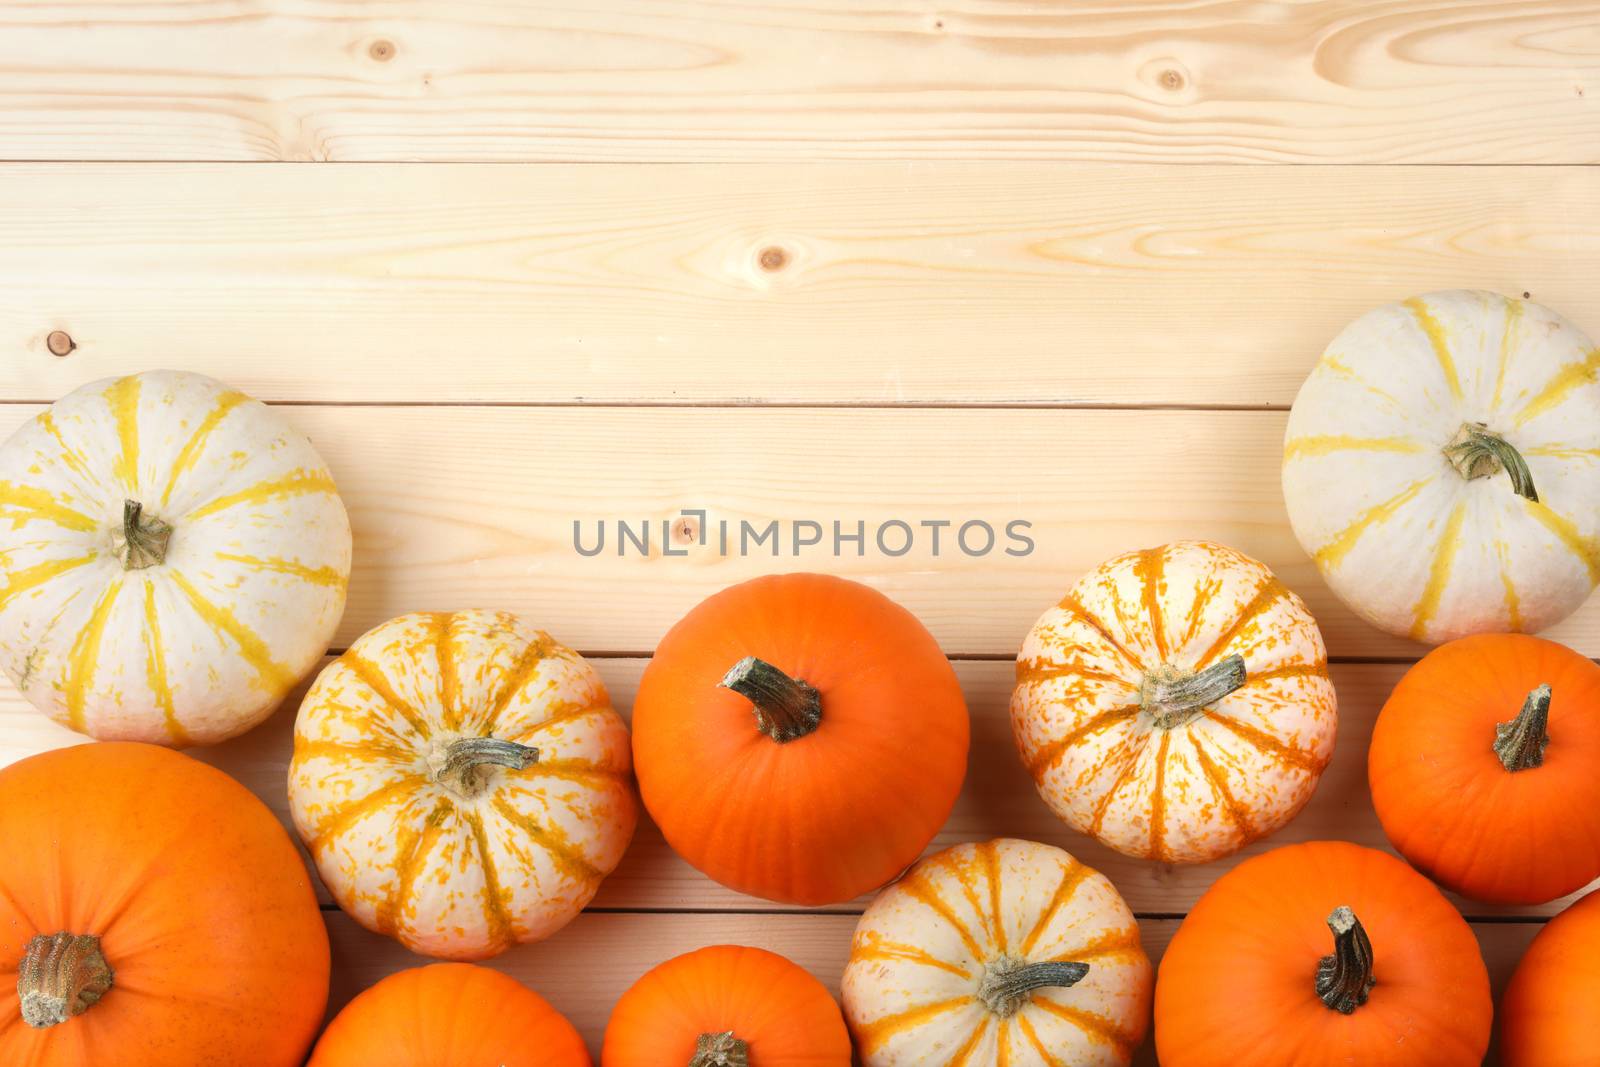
[5,163,1598,406]
[0,2,1595,163]
[324,910,1540,1064]
[5,660,1593,920]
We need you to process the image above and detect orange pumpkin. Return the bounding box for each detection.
[1369,633,1600,904]
[0,742,329,1067]
[602,945,851,1067]
[1155,841,1491,1067]
[308,963,588,1067]
[632,573,969,906]
[1500,888,1600,1067]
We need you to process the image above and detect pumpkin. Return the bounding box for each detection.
[632,573,968,906]
[1500,888,1600,1067]
[288,609,637,960]
[0,742,329,1066]
[841,838,1151,1066]
[1010,540,1336,864]
[1368,632,1600,905]
[308,962,589,1067]
[602,944,851,1067]
[0,369,351,745]
[1154,840,1491,1067]
[1283,290,1600,644]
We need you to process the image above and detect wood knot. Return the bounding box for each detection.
[369,39,396,61]
[46,331,75,357]
[1523,291,1532,299]
[1160,69,1185,91]
[673,516,700,544]
[758,246,789,272]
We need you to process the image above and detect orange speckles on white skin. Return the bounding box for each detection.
[1011,541,1336,866]
[288,608,638,961]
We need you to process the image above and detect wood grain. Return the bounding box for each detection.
[5,659,1592,921]
[4,163,1598,406]
[323,910,1541,1064]
[0,2,1595,163]
[7,402,1600,659]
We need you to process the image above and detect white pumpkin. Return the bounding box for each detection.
[288,609,638,961]
[842,838,1151,1066]
[0,370,350,744]
[1284,290,1600,644]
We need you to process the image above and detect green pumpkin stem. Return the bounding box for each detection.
[1444,423,1538,502]
[17,932,113,1030]
[719,656,822,743]
[1141,654,1247,729]
[1315,906,1375,1014]
[978,957,1090,1018]
[689,1031,749,1067]
[1494,684,1552,773]
[115,499,173,570]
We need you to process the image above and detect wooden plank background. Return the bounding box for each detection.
[2,2,1598,1064]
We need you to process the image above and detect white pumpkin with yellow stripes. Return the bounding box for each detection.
[1284,290,1600,644]
[0,370,350,744]
[842,838,1151,1066]
[288,609,637,961]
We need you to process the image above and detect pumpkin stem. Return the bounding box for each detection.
[1141,654,1247,729]
[719,656,822,743]
[429,736,539,799]
[1315,906,1375,1015]
[688,1031,749,1067]
[113,499,173,570]
[17,933,113,1030]
[1494,684,1552,773]
[978,956,1090,1018]
[1444,423,1538,502]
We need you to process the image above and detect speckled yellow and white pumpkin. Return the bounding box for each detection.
[288,609,637,961]
[0,370,350,745]
[842,838,1151,1066]
[1284,290,1600,644]
[1010,541,1336,865]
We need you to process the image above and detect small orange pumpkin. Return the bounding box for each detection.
[1500,889,1600,1067]
[1369,633,1600,904]
[632,574,969,906]
[308,963,589,1067]
[602,945,851,1067]
[1155,841,1491,1067]
[0,743,329,1067]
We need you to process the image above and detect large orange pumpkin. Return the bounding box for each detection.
[1369,633,1600,904]
[0,742,329,1066]
[602,945,851,1067]
[1155,841,1491,1067]
[1500,888,1600,1067]
[632,573,969,906]
[308,963,589,1067]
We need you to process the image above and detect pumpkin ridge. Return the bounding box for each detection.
[1016,1014,1067,1067]
[981,841,1008,954]
[1192,577,1285,671]
[477,635,558,733]
[341,652,432,739]
[211,551,347,590]
[1088,732,1153,839]
[1523,499,1600,583]
[1051,925,1142,964]
[35,411,97,486]
[1515,346,1600,427]
[159,389,251,507]
[1187,732,1256,838]
[433,613,462,733]
[995,1014,1011,1066]
[898,872,986,961]
[1283,435,1425,460]
[308,775,428,852]
[1148,732,1173,862]
[169,571,296,692]
[1026,996,1136,1056]
[944,1017,989,1067]
[1205,714,1325,774]
[1491,297,1523,410]
[1015,659,1129,689]
[1056,593,1144,672]
[105,375,141,492]
[1019,862,1091,957]
[1405,296,1465,401]
[377,797,454,937]
[0,481,99,533]
[0,552,96,613]
[187,468,337,521]
[294,737,414,765]
[853,995,974,1055]
[1135,547,1170,662]
[63,578,122,731]
[1312,479,1432,570]
[488,794,602,882]
[139,578,187,745]
[1025,704,1139,779]
[521,756,629,786]
[515,699,608,740]
[462,809,515,950]
[1494,533,1525,631]
[1410,500,1469,639]
[850,934,973,980]
[1241,662,1327,685]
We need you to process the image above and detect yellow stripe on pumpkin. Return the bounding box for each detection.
[307,775,426,851]
[1516,348,1600,427]
[212,551,347,589]
[0,482,100,533]
[1318,354,1408,412]
[378,797,453,937]
[104,375,142,492]
[0,552,97,613]
[1026,998,1137,1056]
[1020,860,1092,956]
[1405,297,1463,402]
[36,412,96,485]
[850,933,973,980]
[1524,500,1600,584]
[1491,298,1523,410]
[160,389,251,507]
[169,571,296,693]
[1284,435,1425,461]
[141,579,188,745]
[64,578,122,732]
[490,794,602,883]
[463,808,515,949]
[187,468,337,520]
[944,1019,990,1067]
[1312,479,1431,569]
[852,996,974,1055]
[1408,499,1468,640]
[898,869,987,961]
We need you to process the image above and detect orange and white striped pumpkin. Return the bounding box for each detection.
[842,838,1151,1066]
[288,609,637,961]
[1010,541,1336,865]
[0,370,350,745]
[1284,290,1600,644]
